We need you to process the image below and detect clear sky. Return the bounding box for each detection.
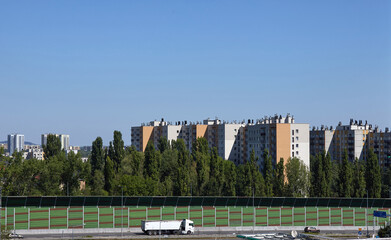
[1,1,390,146]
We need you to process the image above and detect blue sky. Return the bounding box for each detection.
[1,1,390,146]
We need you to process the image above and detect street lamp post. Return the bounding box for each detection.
[118,185,123,238]
[0,188,2,240]
[366,190,369,238]
[121,186,124,239]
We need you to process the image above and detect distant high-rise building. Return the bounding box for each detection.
[41,134,70,150]
[7,134,24,155]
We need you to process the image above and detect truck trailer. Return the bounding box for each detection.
[141,219,194,235]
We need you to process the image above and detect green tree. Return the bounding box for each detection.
[144,141,160,181]
[91,137,104,173]
[353,158,366,198]
[381,168,391,198]
[263,149,273,197]
[222,160,237,196]
[37,155,64,195]
[207,148,224,195]
[158,137,169,153]
[61,151,83,196]
[104,156,115,195]
[113,130,125,172]
[43,134,61,158]
[192,138,210,195]
[322,152,332,197]
[273,158,285,197]
[91,170,107,195]
[338,150,353,197]
[285,157,310,197]
[366,148,381,198]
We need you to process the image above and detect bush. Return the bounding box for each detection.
[378,224,391,238]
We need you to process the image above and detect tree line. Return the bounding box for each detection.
[0,131,389,198]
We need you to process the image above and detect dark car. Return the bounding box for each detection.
[304,227,320,233]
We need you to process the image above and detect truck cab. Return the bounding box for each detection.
[181,219,194,235]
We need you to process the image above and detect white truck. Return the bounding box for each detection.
[141,219,194,235]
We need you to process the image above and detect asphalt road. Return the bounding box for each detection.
[18,229,366,240]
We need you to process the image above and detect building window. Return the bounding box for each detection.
[292,144,294,150]
[292,130,294,135]
[292,152,295,157]
[296,129,299,133]
[292,137,294,142]
[296,144,299,148]
[296,151,299,155]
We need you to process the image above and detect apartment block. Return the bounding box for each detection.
[41,134,70,150]
[310,119,391,167]
[245,115,309,170]
[367,127,391,167]
[7,134,24,155]
[131,114,309,168]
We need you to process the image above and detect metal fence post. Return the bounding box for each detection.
[98,208,100,228]
[66,207,69,229]
[241,207,243,227]
[28,208,30,230]
[317,207,318,226]
[304,207,306,226]
[201,207,203,227]
[49,208,50,229]
[228,207,230,227]
[266,207,268,226]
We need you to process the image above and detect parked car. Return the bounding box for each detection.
[9,232,24,238]
[304,227,320,233]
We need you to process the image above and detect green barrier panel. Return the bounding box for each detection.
[15,207,28,230]
[256,207,267,226]
[147,207,160,221]
[342,208,354,226]
[6,208,12,230]
[293,207,305,226]
[367,208,375,226]
[189,206,202,226]
[268,207,280,226]
[354,208,366,226]
[114,207,128,228]
[305,207,317,226]
[175,206,189,220]
[203,207,215,226]
[162,207,175,221]
[30,207,49,229]
[99,207,113,228]
[318,207,329,226]
[129,207,146,227]
[216,207,228,227]
[68,207,83,229]
[242,207,254,227]
[229,207,241,227]
[50,208,67,229]
[84,206,98,228]
[281,207,292,226]
[330,207,342,226]
[1,208,5,229]
[6,208,14,230]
